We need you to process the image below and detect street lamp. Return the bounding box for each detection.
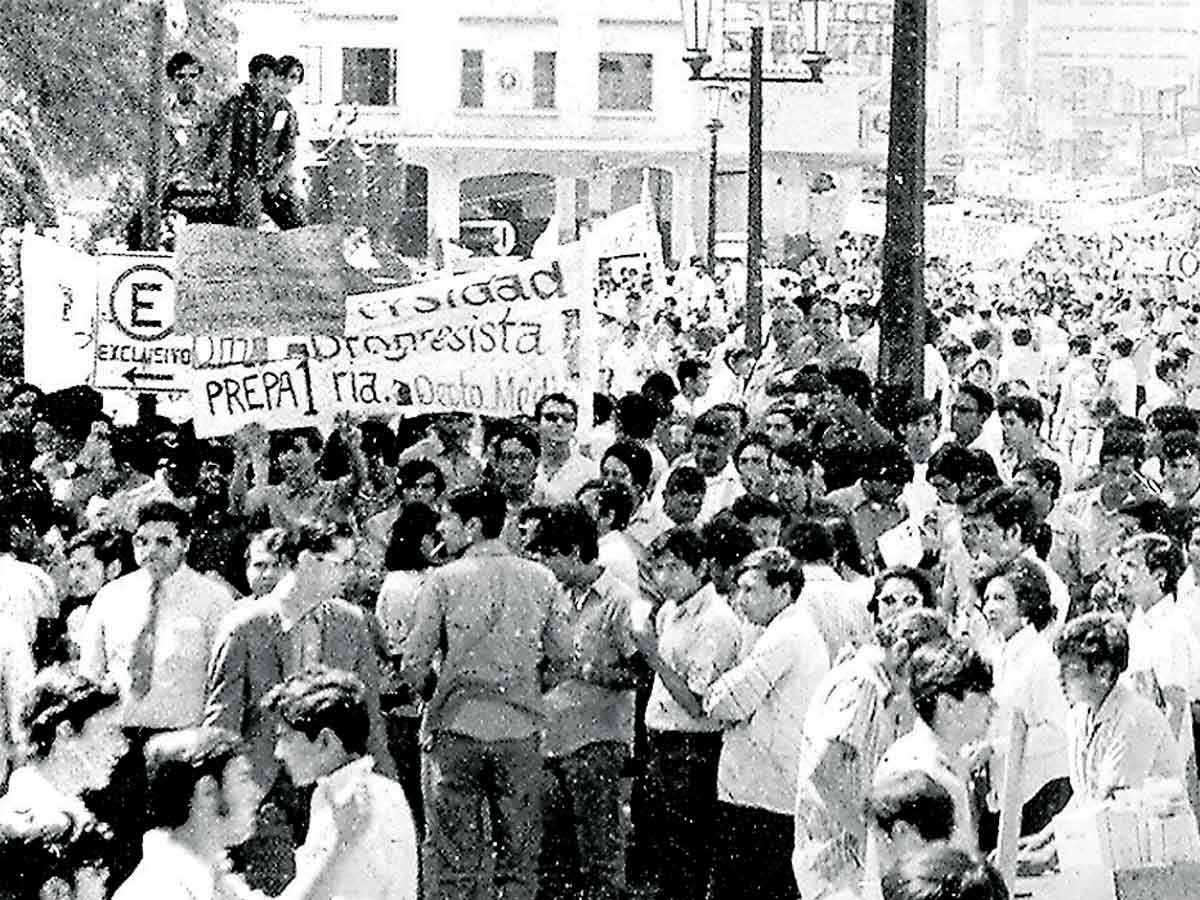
[704,83,726,275]
[679,0,830,354]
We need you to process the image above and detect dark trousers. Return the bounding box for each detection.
[422,732,543,900]
[644,730,722,900]
[711,802,798,900]
[975,775,1074,853]
[539,741,628,900]
[230,175,305,230]
[229,767,315,896]
[386,713,426,838]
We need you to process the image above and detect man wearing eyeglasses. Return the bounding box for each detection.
[533,393,596,504]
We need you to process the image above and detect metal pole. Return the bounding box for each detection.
[746,24,764,354]
[142,0,166,250]
[878,0,926,410]
[707,124,720,274]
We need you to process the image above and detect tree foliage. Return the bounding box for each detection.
[0,0,235,182]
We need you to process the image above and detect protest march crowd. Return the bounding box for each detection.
[7,41,1200,900]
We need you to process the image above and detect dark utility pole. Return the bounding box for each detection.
[878,0,927,410]
[707,123,721,274]
[746,24,764,354]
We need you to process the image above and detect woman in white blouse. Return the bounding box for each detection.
[978,557,1071,847]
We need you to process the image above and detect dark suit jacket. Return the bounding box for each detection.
[204,596,395,787]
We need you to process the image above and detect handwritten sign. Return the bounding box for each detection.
[20,235,98,392]
[176,224,347,336]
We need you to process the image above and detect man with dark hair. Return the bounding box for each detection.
[526,503,647,900]
[724,493,785,549]
[704,547,830,900]
[654,410,745,524]
[785,517,873,659]
[733,431,775,501]
[673,358,712,419]
[1162,430,1200,508]
[534,393,596,504]
[866,771,956,880]
[210,53,304,230]
[826,441,914,566]
[48,529,130,667]
[998,394,1072,489]
[577,476,640,587]
[874,639,995,854]
[264,669,417,900]
[162,49,223,224]
[400,482,561,900]
[488,423,543,549]
[188,442,251,597]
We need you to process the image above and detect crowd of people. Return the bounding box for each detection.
[2,197,1200,900]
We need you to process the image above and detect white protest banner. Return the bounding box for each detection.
[925,212,1041,264]
[190,356,321,438]
[588,202,662,263]
[20,235,98,392]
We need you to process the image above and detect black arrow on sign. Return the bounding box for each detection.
[122,367,175,386]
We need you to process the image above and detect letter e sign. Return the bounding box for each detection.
[110,264,175,342]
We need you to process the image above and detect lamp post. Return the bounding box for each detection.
[704,83,726,275]
[680,0,829,355]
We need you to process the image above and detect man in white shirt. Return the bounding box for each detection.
[266,668,418,900]
[652,412,745,525]
[704,548,831,900]
[0,504,58,654]
[601,321,655,396]
[533,393,597,504]
[576,477,641,588]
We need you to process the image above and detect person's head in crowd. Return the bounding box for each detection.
[489,424,540,499]
[1145,405,1199,459]
[395,458,445,508]
[287,519,356,600]
[535,393,580,455]
[1095,428,1145,509]
[707,402,750,448]
[600,440,654,500]
[826,366,873,415]
[823,514,871,580]
[269,427,323,486]
[275,54,305,95]
[132,501,192,584]
[724,495,785,549]
[21,668,125,795]
[958,448,1003,506]
[247,52,279,96]
[880,845,1009,900]
[156,432,200,499]
[925,443,973,506]
[676,359,711,401]
[244,528,295,597]
[792,371,830,420]
[647,527,709,605]
[965,356,995,390]
[439,481,506,557]
[5,382,43,432]
[700,518,758,602]
[942,341,971,379]
[908,638,995,749]
[870,565,937,622]
[1054,612,1129,713]
[614,393,660,443]
[877,608,951,691]
[734,432,775,499]
[1162,431,1200,504]
[516,504,553,555]
[1155,352,1186,391]
[576,477,636,536]
[762,403,804,450]
[1012,458,1062,522]
[1067,333,1093,359]
[662,466,706,526]
[690,411,734,478]
[193,441,235,510]
[64,529,130,601]
[143,726,259,852]
[1110,336,1134,359]
[899,398,940,465]
[384,503,442,574]
[731,547,803,627]
[1114,532,1184,613]
[526,502,600,589]
[961,485,1040,574]
[783,518,837,569]
[167,50,204,106]
[981,555,1055,643]
[430,412,473,452]
[867,771,956,879]
[723,346,756,380]
[769,301,804,350]
[357,419,397,471]
[264,668,371,787]
[845,301,876,339]
[997,395,1043,454]
[805,295,842,347]
[861,441,914,506]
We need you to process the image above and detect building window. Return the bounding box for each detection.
[533,51,556,109]
[598,53,652,111]
[342,48,396,106]
[299,45,323,105]
[461,49,484,108]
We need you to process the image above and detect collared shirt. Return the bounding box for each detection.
[825,483,905,569]
[1051,486,1138,585]
[541,570,647,758]
[651,455,746,526]
[1128,597,1200,703]
[989,625,1069,805]
[1066,681,1184,804]
[403,539,560,743]
[645,583,743,733]
[298,756,418,900]
[626,502,674,548]
[0,553,56,650]
[800,565,872,663]
[80,566,234,729]
[112,829,215,900]
[705,601,831,814]
[535,451,597,504]
[597,530,641,588]
[873,719,977,851]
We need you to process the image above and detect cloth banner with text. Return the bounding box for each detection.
[20,235,98,392]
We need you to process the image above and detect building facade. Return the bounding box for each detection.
[227,0,878,262]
